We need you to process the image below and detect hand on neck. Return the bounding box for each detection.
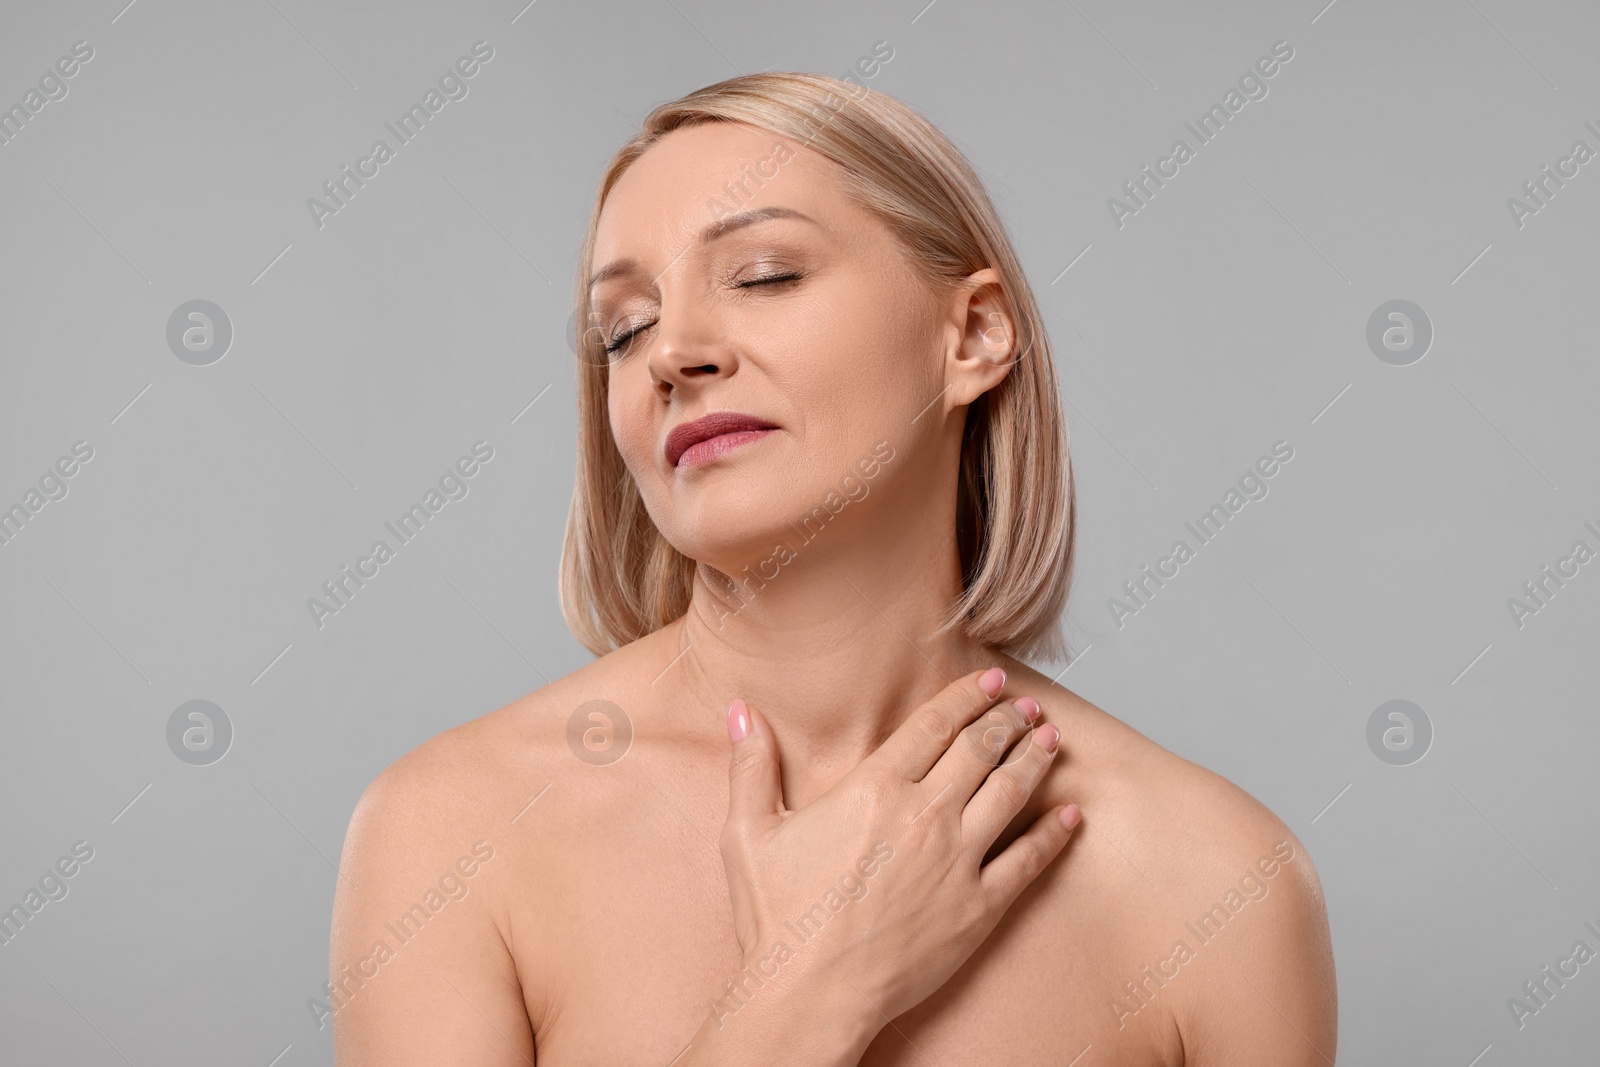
[670,537,995,810]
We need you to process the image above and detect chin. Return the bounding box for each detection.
[661,503,799,575]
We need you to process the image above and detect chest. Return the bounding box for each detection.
[507,805,1182,1067]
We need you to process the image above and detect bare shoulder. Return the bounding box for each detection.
[335,622,690,935]
[341,612,702,898]
[328,635,680,1062]
[1139,754,1337,1067]
[1003,658,1307,856]
[1006,660,1336,1066]
[326,701,538,1060]
[340,681,562,861]
[349,622,673,819]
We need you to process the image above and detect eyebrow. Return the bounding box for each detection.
[587,206,821,291]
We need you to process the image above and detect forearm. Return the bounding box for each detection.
[676,967,884,1067]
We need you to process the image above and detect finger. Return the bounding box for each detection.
[979,802,1081,907]
[724,699,783,837]
[921,696,1040,805]
[963,722,1061,850]
[867,667,1008,782]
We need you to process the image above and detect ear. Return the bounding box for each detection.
[941,268,1018,408]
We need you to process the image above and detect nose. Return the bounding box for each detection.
[647,291,731,402]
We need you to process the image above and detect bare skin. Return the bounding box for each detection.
[330,117,1337,1065]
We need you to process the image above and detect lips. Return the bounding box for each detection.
[665,411,778,469]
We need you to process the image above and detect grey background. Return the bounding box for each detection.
[2,0,1597,1063]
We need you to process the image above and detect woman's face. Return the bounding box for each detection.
[589,120,999,571]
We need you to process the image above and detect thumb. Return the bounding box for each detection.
[725,699,783,831]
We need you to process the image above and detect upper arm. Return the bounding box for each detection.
[1176,817,1338,1067]
[329,733,534,1066]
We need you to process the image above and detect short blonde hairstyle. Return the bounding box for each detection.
[560,72,1075,662]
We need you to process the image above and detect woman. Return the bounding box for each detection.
[330,72,1337,1065]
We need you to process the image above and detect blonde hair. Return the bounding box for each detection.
[560,72,1075,662]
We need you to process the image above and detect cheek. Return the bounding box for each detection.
[607,371,653,469]
[774,290,931,426]
[818,318,937,432]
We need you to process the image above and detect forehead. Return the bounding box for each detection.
[593,121,850,257]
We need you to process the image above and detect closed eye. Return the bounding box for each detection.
[736,271,802,289]
[604,272,805,356]
[604,322,648,356]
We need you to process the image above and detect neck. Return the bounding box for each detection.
[670,485,995,808]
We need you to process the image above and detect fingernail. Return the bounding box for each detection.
[1015,697,1040,723]
[1035,723,1060,752]
[1058,804,1081,830]
[978,667,1006,698]
[727,699,749,743]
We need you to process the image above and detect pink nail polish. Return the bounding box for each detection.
[978,667,1006,697]
[727,699,749,743]
[1058,804,1081,830]
[1035,723,1060,752]
[1015,697,1040,723]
